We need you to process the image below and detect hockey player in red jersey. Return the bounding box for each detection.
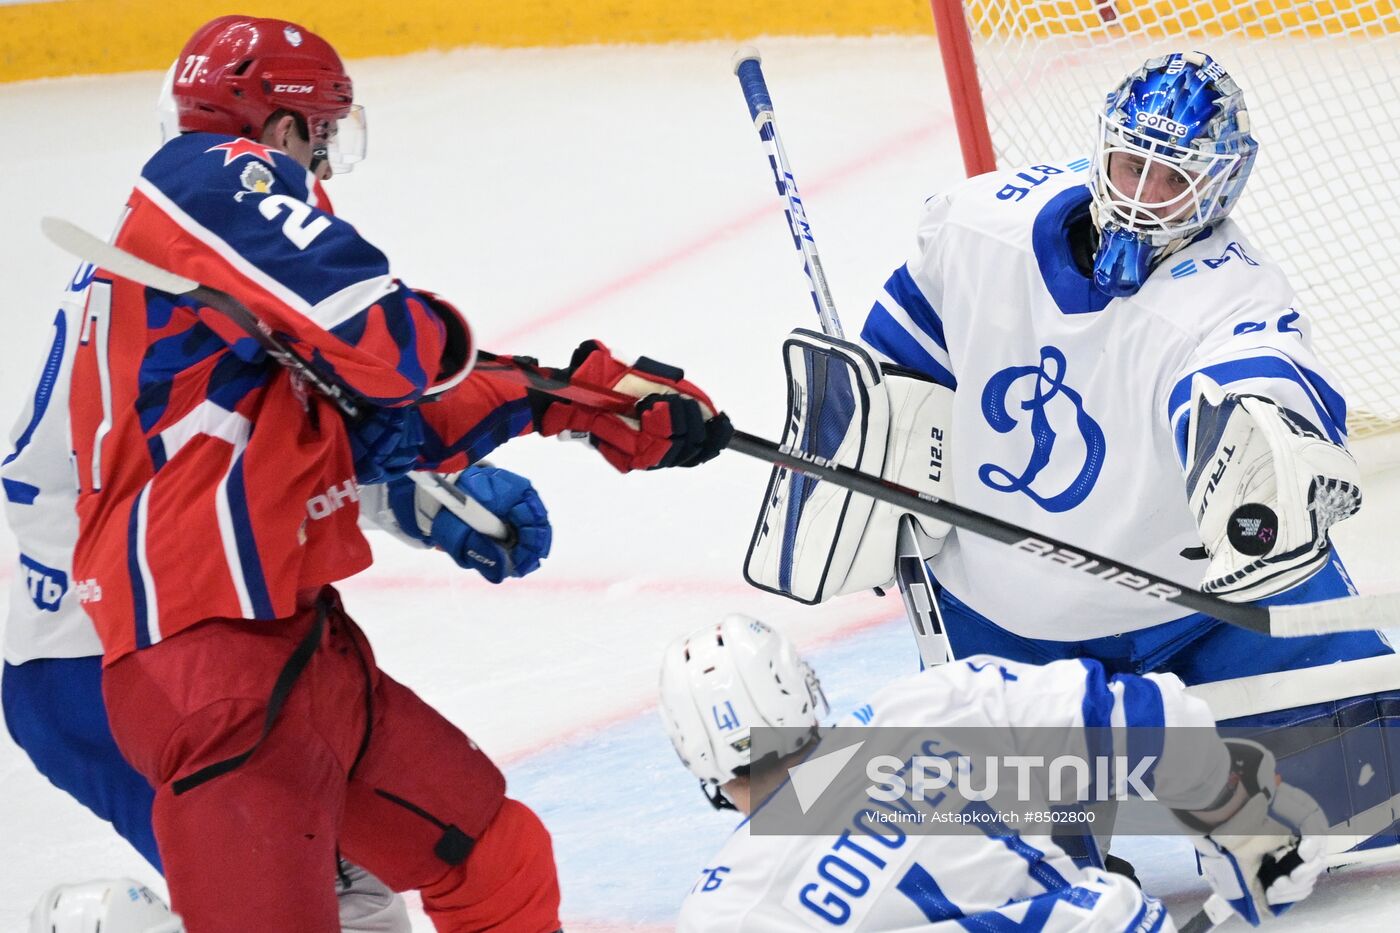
[67,15,731,933]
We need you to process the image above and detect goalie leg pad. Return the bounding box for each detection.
[744,330,953,603]
[745,330,889,603]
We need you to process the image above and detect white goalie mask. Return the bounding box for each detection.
[30,879,184,933]
[658,614,827,808]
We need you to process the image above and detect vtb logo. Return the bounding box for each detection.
[19,554,67,612]
[978,346,1106,513]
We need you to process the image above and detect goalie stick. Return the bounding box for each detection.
[731,47,842,339]
[733,48,951,664]
[44,219,1400,640]
[40,218,511,545]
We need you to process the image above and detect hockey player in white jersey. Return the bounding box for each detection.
[660,616,1327,930]
[754,50,1388,680]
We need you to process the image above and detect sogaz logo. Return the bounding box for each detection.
[1135,112,1190,137]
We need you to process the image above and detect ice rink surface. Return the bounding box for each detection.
[1,36,1399,931]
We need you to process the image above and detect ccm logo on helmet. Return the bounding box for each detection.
[272,83,315,94]
[1135,112,1191,136]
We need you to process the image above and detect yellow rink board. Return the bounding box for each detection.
[3,0,1394,83]
[0,0,935,83]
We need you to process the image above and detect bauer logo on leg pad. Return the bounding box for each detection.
[745,330,889,603]
[745,331,955,604]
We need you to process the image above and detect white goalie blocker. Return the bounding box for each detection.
[744,329,954,631]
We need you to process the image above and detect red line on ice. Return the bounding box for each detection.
[343,573,754,597]
[486,117,950,345]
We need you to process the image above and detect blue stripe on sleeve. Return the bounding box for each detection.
[884,265,947,350]
[1299,363,1348,433]
[964,800,1071,891]
[1080,660,1115,803]
[3,479,38,504]
[1167,355,1345,442]
[1080,660,1114,729]
[2,309,66,468]
[1173,411,1190,466]
[1115,674,1166,794]
[860,304,957,389]
[895,863,964,922]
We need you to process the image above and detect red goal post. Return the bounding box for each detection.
[927,0,1400,438]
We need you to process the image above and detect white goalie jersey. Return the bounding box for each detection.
[677,656,1227,932]
[860,160,1352,641]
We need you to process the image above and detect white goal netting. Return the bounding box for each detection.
[943,0,1400,434]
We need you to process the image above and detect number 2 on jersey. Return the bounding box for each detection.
[258,194,331,250]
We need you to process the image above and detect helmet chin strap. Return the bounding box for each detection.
[310,142,330,177]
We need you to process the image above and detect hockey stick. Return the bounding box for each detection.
[731,48,843,339]
[40,218,511,544]
[733,48,950,664]
[44,220,1400,639]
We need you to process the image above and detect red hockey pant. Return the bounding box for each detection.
[102,592,560,932]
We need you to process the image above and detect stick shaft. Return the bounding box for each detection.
[724,431,1271,633]
[42,218,509,541]
[49,218,1391,638]
[733,52,844,338]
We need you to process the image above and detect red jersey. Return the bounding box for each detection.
[70,133,534,661]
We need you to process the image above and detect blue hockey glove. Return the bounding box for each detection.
[387,465,551,583]
[348,406,424,485]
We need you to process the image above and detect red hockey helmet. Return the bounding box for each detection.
[170,15,365,171]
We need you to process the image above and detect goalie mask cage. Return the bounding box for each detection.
[929,0,1400,436]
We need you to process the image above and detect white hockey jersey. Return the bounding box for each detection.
[2,265,101,663]
[677,655,1226,932]
[861,161,1350,641]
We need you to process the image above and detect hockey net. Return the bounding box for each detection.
[929,0,1400,437]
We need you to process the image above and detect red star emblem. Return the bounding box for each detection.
[205,138,280,167]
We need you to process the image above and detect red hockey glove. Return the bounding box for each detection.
[535,341,732,472]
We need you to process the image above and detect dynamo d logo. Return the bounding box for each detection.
[978,346,1105,513]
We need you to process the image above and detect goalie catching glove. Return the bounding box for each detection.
[1184,374,1361,602]
[1175,739,1326,926]
[534,340,732,473]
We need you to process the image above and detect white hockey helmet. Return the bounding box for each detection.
[29,878,184,933]
[658,614,827,809]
